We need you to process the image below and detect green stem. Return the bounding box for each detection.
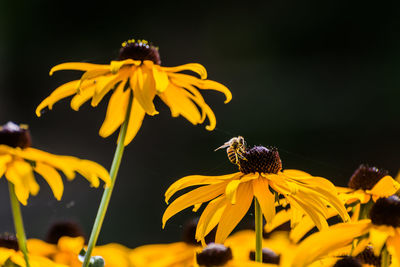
[254,198,263,263]
[381,246,390,267]
[8,182,30,267]
[358,200,373,220]
[82,93,133,267]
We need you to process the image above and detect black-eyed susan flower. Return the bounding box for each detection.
[337,165,400,206]
[289,196,400,267]
[0,122,110,205]
[162,138,349,245]
[36,39,232,146]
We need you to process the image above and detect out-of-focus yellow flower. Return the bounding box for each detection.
[163,145,349,244]
[36,39,232,146]
[28,236,131,267]
[288,196,400,267]
[0,122,110,205]
[0,247,67,267]
[337,165,400,205]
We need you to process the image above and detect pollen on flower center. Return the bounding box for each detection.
[348,164,389,190]
[249,248,280,264]
[196,243,233,266]
[370,196,400,228]
[0,121,31,148]
[118,39,161,65]
[238,146,282,174]
[355,246,381,267]
[0,233,19,250]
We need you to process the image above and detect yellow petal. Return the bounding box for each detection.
[215,182,253,243]
[124,97,146,146]
[110,59,136,74]
[36,80,80,116]
[27,239,57,256]
[50,62,109,75]
[5,162,30,205]
[34,162,64,201]
[196,196,227,243]
[162,182,227,228]
[162,63,208,79]
[99,82,131,138]
[130,67,158,116]
[80,69,111,83]
[165,173,240,204]
[369,227,391,256]
[91,70,129,107]
[70,86,95,111]
[74,159,111,187]
[225,180,241,204]
[291,220,371,267]
[252,177,275,224]
[367,176,400,201]
[264,209,292,233]
[152,65,169,93]
[386,228,400,267]
[57,236,85,254]
[0,154,12,178]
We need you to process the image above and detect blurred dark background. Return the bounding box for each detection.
[0,0,399,248]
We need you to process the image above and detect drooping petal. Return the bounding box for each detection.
[5,161,31,205]
[162,182,227,228]
[49,62,109,76]
[369,226,393,256]
[165,173,240,204]
[110,59,136,74]
[130,67,158,116]
[215,182,254,243]
[162,63,208,79]
[264,209,292,233]
[152,65,169,93]
[252,177,276,224]
[99,82,131,138]
[196,196,227,244]
[124,97,146,146]
[0,154,12,178]
[225,180,241,204]
[291,220,371,267]
[70,86,96,111]
[36,80,80,116]
[34,162,64,201]
[73,159,111,187]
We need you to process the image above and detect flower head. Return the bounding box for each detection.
[36,39,232,145]
[0,122,110,205]
[163,138,349,244]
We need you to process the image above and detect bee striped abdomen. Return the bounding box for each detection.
[226,147,238,164]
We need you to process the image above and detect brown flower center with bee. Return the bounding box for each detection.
[333,256,362,267]
[355,246,381,267]
[348,164,389,190]
[196,243,232,267]
[0,233,19,250]
[370,196,400,228]
[0,122,31,148]
[238,146,282,174]
[249,248,280,264]
[118,39,161,65]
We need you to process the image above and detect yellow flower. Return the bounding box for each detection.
[337,165,400,205]
[36,39,232,146]
[0,122,110,205]
[28,236,131,267]
[163,144,349,244]
[288,196,400,267]
[0,247,67,267]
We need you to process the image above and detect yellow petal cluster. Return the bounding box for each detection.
[0,145,110,205]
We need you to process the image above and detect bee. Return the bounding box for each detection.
[215,136,247,165]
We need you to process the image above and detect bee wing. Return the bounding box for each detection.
[214,142,230,151]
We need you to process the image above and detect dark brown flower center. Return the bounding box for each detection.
[370,196,400,227]
[118,39,161,65]
[45,221,85,244]
[0,122,31,148]
[333,256,362,267]
[0,233,19,250]
[249,248,280,264]
[355,246,381,267]
[348,164,389,190]
[196,243,233,266]
[182,218,215,246]
[238,146,282,174]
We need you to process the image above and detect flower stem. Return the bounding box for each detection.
[82,92,133,267]
[359,200,373,220]
[254,198,263,263]
[381,246,390,267]
[8,182,30,267]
